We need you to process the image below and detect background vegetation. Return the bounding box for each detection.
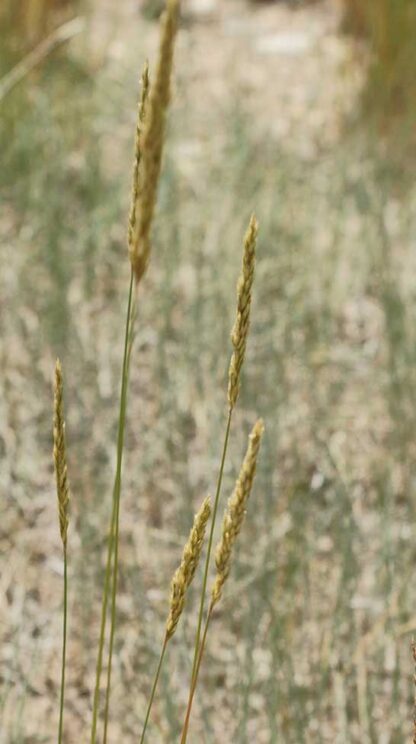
[1,0,416,741]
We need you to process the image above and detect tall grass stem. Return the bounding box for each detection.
[103,270,136,742]
[180,604,213,743]
[90,268,135,744]
[139,636,168,744]
[184,409,232,734]
[58,545,68,744]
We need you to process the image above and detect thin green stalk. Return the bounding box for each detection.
[185,410,232,717]
[90,269,135,744]
[139,636,168,744]
[180,604,213,744]
[58,545,68,744]
[103,274,137,743]
[90,485,117,744]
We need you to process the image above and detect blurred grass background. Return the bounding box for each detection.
[1,0,416,741]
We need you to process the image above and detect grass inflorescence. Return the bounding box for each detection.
[53,358,70,744]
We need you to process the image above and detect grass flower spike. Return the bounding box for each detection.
[53,358,69,547]
[180,419,264,742]
[182,216,260,744]
[140,497,211,743]
[53,358,70,744]
[129,0,179,282]
[167,496,211,639]
[228,214,258,411]
[128,61,150,253]
[212,418,264,605]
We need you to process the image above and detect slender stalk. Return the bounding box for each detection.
[139,495,211,742]
[139,636,168,744]
[58,545,68,744]
[182,418,264,742]
[90,269,135,744]
[187,410,232,690]
[90,484,117,744]
[413,639,416,744]
[103,271,137,743]
[180,604,213,744]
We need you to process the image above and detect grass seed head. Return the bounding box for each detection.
[129,0,179,283]
[53,359,70,548]
[166,495,211,640]
[227,214,258,410]
[128,61,150,252]
[211,419,264,606]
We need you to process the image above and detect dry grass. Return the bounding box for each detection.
[212,419,264,607]
[341,0,416,131]
[2,0,416,741]
[57,1,264,739]
[166,496,211,641]
[0,0,78,47]
[53,359,70,549]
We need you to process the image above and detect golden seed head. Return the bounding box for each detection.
[53,359,70,547]
[166,495,211,640]
[227,214,258,410]
[129,0,179,283]
[128,61,150,252]
[211,419,264,606]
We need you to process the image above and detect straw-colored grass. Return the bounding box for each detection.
[341,0,416,124]
[9,0,416,739]
[0,0,77,46]
[139,496,211,743]
[180,419,264,742]
[48,1,264,741]
[53,358,70,744]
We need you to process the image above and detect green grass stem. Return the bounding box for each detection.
[139,636,168,744]
[58,545,68,744]
[91,268,135,744]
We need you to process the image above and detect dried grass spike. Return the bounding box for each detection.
[128,61,150,251]
[166,496,211,640]
[130,0,179,282]
[211,419,264,605]
[227,214,258,410]
[53,359,70,547]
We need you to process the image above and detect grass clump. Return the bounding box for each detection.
[47,0,265,741]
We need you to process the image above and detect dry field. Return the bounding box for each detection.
[1,0,416,742]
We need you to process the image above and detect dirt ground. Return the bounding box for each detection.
[2,1,392,742]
